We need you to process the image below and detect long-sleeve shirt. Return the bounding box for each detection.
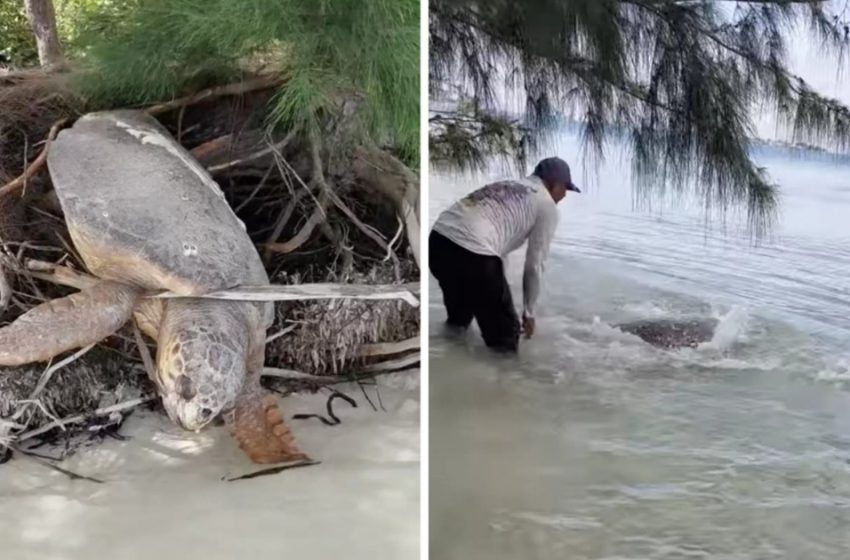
[432,175,558,318]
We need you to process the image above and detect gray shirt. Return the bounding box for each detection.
[432,175,558,318]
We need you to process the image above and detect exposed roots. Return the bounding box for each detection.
[0,71,420,460]
[0,71,81,183]
[266,268,419,377]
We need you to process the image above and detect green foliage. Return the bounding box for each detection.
[430,0,850,237]
[0,0,37,66]
[430,104,533,174]
[1,0,132,68]
[54,0,136,49]
[70,0,419,165]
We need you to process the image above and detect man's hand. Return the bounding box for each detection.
[521,315,535,338]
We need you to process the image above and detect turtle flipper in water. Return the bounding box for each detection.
[615,317,719,349]
[0,281,141,366]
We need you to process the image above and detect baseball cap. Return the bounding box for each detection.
[532,157,581,193]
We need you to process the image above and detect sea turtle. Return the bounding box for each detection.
[0,110,307,464]
[614,317,719,349]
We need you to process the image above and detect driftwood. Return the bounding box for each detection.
[262,367,329,382]
[154,283,420,307]
[356,353,420,373]
[358,337,419,357]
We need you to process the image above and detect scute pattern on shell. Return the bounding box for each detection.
[46,110,269,293]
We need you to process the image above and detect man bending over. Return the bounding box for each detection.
[429,157,579,352]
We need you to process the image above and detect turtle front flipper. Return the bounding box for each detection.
[0,281,141,366]
[225,382,309,464]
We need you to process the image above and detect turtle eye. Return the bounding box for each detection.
[176,375,197,400]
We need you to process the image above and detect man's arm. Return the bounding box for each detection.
[522,204,557,328]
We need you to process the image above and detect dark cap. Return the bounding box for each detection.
[532,157,581,193]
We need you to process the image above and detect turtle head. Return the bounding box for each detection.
[156,336,245,432]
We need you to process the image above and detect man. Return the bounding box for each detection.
[430,157,580,352]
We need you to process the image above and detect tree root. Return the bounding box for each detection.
[0,118,67,199]
[0,75,283,199]
[145,75,283,116]
[264,193,328,254]
[352,147,420,267]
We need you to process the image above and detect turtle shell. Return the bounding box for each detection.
[46,110,268,294]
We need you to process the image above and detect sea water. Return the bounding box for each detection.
[430,132,850,559]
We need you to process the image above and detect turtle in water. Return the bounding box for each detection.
[614,317,719,349]
[0,110,307,464]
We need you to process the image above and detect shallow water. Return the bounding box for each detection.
[1,374,420,560]
[430,133,850,559]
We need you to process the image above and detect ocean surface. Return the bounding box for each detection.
[429,131,850,559]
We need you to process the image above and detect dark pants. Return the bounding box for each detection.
[429,230,520,352]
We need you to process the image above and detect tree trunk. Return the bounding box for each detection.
[24,0,64,68]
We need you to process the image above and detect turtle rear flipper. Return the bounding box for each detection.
[0,281,140,366]
[226,382,309,464]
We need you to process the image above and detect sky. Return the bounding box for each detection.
[757,6,850,140]
[433,1,850,145]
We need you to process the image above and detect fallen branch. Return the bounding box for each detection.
[145,75,283,116]
[262,367,329,382]
[189,134,233,161]
[29,344,96,399]
[15,396,155,443]
[358,337,419,357]
[207,131,295,173]
[151,282,421,307]
[22,259,420,306]
[265,352,419,385]
[356,352,419,373]
[0,261,11,314]
[265,324,297,344]
[0,66,61,84]
[0,119,68,199]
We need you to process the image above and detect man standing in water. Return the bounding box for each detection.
[429,157,580,352]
